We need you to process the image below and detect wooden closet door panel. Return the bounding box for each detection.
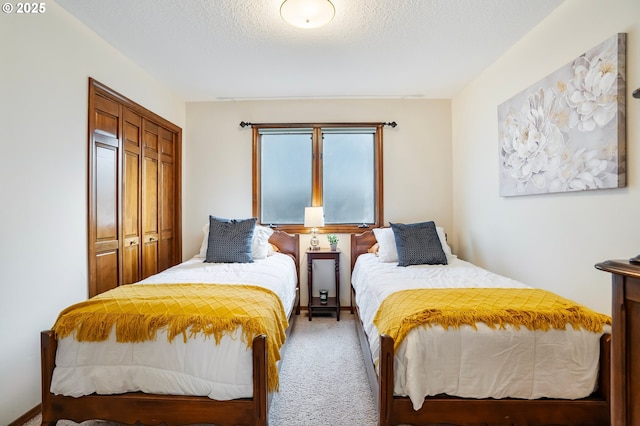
[93,143,119,295]
[95,251,118,296]
[141,120,159,279]
[122,109,142,284]
[89,92,121,297]
[93,95,119,138]
[95,144,118,241]
[159,127,175,271]
[142,155,158,278]
[142,155,158,279]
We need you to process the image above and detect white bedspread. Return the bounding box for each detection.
[351,253,609,410]
[51,253,297,400]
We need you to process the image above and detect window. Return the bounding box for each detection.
[252,123,384,233]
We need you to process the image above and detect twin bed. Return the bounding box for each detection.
[350,224,612,426]
[41,226,300,426]
[41,219,612,426]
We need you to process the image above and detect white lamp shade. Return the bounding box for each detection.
[304,206,325,227]
[280,0,335,29]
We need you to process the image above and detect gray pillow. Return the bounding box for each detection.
[205,216,257,263]
[390,221,448,267]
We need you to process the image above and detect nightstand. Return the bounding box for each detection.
[306,248,340,321]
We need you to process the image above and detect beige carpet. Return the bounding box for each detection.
[24,313,378,426]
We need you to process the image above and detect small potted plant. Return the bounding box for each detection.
[327,234,339,251]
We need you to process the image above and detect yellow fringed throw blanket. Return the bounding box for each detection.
[52,283,288,392]
[374,288,611,352]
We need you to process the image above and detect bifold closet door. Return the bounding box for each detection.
[88,78,182,297]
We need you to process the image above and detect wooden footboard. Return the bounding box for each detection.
[41,330,270,426]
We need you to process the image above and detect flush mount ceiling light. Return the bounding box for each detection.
[280,0,335,29]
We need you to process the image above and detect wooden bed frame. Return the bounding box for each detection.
[350,230,612,426]
[40,230,300,426]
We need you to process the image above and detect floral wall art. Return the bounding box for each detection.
[498,33,626,197]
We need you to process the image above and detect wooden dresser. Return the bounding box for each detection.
[595,259,640,426]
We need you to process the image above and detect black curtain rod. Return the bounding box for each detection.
[239,121,397,128]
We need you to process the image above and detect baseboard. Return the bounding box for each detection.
[8,404,40,426]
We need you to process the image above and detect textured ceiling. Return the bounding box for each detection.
[56,0,563,101]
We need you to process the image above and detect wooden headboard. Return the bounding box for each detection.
[269,230,300,279]
[350,229,378,273]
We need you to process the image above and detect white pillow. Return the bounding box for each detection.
[373,227,398,262]
[436,227,456,260]
[252,224,274,259]
[197,223,210,258]
[373,226,455,263]
[197,222,274,259]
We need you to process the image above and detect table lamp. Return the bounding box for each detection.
[304,206,324,250]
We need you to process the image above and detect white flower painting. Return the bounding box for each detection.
[498,34,626,196]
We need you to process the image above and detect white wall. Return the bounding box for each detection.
[0,3,185,423]
[185,99,453,309]
[451,0,640,315]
